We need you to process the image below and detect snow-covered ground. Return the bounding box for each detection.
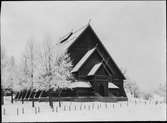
[2,96,166,122]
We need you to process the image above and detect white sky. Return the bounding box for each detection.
[1,1,166,91]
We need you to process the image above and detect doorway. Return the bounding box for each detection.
[99,84,105,96]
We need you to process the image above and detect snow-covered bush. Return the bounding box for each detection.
[124,77,141,98]
[152,83,166,102]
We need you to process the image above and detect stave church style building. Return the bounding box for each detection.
[57,24,127,99]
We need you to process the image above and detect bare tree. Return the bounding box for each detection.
[22,39,37,107]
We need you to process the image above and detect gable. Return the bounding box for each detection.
[58,24,125,79]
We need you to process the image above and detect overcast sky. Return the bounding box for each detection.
[1,1,166,91]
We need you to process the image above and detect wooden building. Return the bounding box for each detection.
[58,24,127,99]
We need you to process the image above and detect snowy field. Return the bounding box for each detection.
[2,96,166,122]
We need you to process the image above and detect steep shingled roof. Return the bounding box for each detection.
[57,24,125,79]
[57,24,89,51]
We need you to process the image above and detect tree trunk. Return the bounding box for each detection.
[58,88,61,107]
[49,90,53,108]
[58,99,61,107]
[32,99,34,107]
[11,90,13,104]
[32,91,35,107]
[22,95,24,104]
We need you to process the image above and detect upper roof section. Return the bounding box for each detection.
[57,24,89,51]
[57,24,125,80]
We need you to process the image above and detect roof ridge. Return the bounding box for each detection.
[57,23,89,45]
[59,31,72,39]
[73,24,89,34]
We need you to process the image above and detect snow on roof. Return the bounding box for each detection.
[71,47,96,73]
[69,81,92,88]
[57,24,89,51]
[108,82,119,88]
[88,62,102,76]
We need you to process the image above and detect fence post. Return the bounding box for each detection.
[105,103,107,109]
[69,105,71,111]
[64,106,66,111]
[80,104,82,110]
[22,107,24,114]
[3,108,5,115]
[84,105,86,110]
[17,108,19,116]
[38,106,40,113]
[35,107,37,114]
[56,106,58,112]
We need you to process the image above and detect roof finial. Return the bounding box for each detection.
[88,19,92,25]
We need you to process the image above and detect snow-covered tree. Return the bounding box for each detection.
[38,38,73,89]
[121,67,141,98]
[152,83,166,102]
[1,46,20,103]
[5,57,16,89]
[5,56,20,103]
[1,46,9,89]
[124,77,141,98]
[37,38,73,107]
[17,54,32,91]
[1,45,8,105]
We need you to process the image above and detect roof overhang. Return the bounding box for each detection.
[69,81,92,88]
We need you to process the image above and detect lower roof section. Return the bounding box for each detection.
[71,47,96,73]
[69,81,119,89]
[108,82,119,88]
[88,62,102,76]
[69,81,92,88]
